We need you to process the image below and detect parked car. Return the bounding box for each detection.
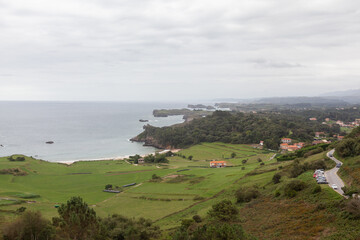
[336,163,342,168]
[332,184,338,189]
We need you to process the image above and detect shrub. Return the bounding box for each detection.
[284,189,297,198]
[151,174,162,181]
[284,180,306,198]
[192,215,202,223]
[312,185,322,194]
[208,200,238,222]
[342,186,360,197]
[231,152,236,158]
[8,156,25,162]
[345,198,360,219]
[257,158,262,162]
[3,211,54,240]
[235,187,260,203]
[272,173,281,184]
[260,162,265,166]
[105,184,112,190]
[242,160,247,164]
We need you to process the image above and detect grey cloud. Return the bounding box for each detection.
[0,0,359,101]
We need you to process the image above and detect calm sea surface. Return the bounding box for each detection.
[0,101,185,162]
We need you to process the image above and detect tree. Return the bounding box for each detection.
[242,159,247,164]
[208,200,238,222]
[53,196,100,239]
[101,214,160,240]
[231,152,236,158]
[3,211,54,240]
[188,155,193,160]
[272,173,281,184]
[105,184,113,190]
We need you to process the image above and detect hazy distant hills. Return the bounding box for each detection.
[255,96,349,106]
[214,89,360,106]
[320,89,360,97]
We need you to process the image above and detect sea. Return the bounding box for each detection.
[0,101,186,162]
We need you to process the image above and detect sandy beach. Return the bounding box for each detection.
[57,149,181,165]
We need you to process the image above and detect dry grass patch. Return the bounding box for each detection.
[239,197,336,240]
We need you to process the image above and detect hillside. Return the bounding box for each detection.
[2,142,360,239]
[133,111,340,149]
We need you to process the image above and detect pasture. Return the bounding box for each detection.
[0,143,275,228]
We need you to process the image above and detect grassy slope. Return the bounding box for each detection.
[2,144,359,239]
[0,143,272,226]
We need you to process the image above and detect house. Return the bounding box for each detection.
[315,132,325,138]
[138,158,145,164]
[309,118,317,121]
[287,145,299,151]
[280,143,289,150]
[312,140,324,145]
[281,138,292,143]
[295,142,305,148]
[259,141,264,146]
[210,161,227,168]
[325,118,330,122]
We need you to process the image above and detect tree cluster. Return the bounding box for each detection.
[2,196,160,240]
[336,127,360,158]
[137,111,339,150]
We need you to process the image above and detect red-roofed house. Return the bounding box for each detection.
[280,143,289,150]
[281,138,292,143]
[337,136,344,141]
[315,132,326,138]
[309,118,317,121]
[210,161,227,168]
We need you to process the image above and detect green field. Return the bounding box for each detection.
[0,143,274,228]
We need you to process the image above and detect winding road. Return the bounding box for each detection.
[325,149,346,196]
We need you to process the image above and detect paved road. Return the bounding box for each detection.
[325,149,345,196]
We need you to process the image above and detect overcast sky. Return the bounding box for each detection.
[0,0,359,101]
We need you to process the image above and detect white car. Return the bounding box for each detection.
[332,184,338,189]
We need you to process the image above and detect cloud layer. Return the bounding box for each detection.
[0,0,359,101]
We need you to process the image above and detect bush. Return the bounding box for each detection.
[342,186,360,197]
[192,215,202,223]
[3,211,54,240]
[312,185,322,194]
[284,180,306,198]
[242,160,247,164]
[8,156,25,162]
[151,174,162,181]
[208,200,238,222]
[260,162,265,166]
[272,173,281,184]
[345,198,360,219]
[235,187,260,203]
[284,189,297,198]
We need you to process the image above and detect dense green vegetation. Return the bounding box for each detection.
[2,138,360,239]
[135,111,340,149]
[336,127,360,158]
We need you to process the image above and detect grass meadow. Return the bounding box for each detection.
[0,143,273,227]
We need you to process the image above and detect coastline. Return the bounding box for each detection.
[56,149,181,165]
